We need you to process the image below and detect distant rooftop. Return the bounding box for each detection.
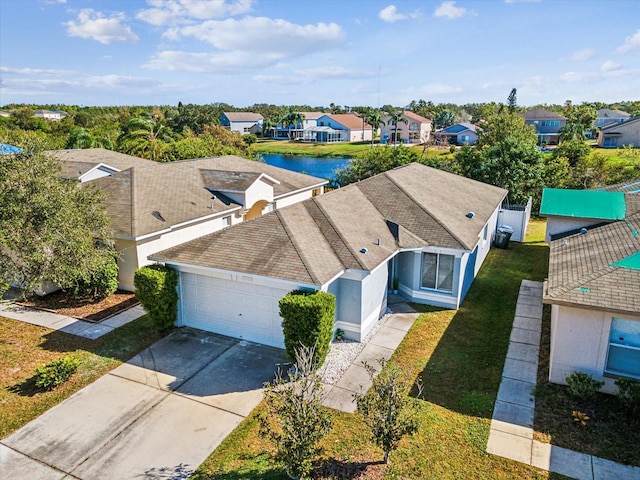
[540,188,626,220]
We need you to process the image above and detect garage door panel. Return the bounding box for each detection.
[180,274,289,349]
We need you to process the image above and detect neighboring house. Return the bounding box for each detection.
[433,123,480,146]
[595,108,630,128]
[220,112,264,134]
[541,187,640,392]
[597,116,640,148]
[48,148,327,292]
[303,113,373,143]
[523,109,567,145]
[0,110,11,118]
[33,109,69,121]
[380,111,432,145]
[272,112,325,139]
[150,163,507,349]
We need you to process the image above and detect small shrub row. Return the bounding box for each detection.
[565,371,604,401]
[34,356,80,390]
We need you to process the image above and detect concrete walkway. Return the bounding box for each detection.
[486,280,640,480]
[321,295,420,413]
[0,299,145,339]
[0,328,287,479]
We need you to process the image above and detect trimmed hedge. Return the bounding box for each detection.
[279,290,335,367]
[134,264,179,330]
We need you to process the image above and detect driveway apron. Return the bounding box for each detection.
[1,328,287,479]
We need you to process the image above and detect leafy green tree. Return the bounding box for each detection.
[457,110,543,204]
[542,154,571,189]
[117,116,173,161]
[552,139,590,167]
[335,145,423,186]
[354,359,423,464]
[259,344,333,479]
[435,109,456,129]
[0,147,114,296]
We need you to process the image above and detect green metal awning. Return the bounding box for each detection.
[540,188,626,220]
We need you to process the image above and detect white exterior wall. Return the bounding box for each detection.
[548,304,640,394]
[545,216,609,243]
[348,129,373,142]
[476,207,500,274]
[360,263,389,338]
[274,187,322,209]
[228,121,260,134]
[114,239,139,292]
[244,179,275,208]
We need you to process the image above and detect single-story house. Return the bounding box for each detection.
[303,113,373,143]
[48,148,326,292]
[595,108,631,128]
[523,108,567,145]
[33,109,69,121]
[433,123,480,146]
[150,163,507,349]
[597,116,640,148]
[380,111,432,145]
[220,112,264,134]
[541,187,640,392]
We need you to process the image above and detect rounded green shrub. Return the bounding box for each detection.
[565,371,604,401]
[34,356,81,390]
[74,255,119,299]
[134,264,179,330]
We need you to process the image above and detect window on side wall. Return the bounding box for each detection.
[421,253,454,292]
[222,215,231,227]
[605,317,640,380]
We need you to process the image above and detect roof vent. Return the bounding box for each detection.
[360,248,368,254]
[466,212,475,218]
[377,238,381,246]
[580,228,588,234]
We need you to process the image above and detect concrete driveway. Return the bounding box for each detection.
[0,328,287,479]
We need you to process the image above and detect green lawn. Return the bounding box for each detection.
[194,219,570,479]
[250,139,455,160]
[0,315,167,438]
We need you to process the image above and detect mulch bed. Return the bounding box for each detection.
[19,289,139,323]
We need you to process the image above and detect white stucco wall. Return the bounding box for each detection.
[114,239,139,292]
[348,129,373,142]
[548,304,640,394]
[274,187,322,209]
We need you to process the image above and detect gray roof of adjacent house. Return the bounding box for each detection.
[222,112,263,122]
[299,112,325,120]
[523,109,567,120]
[600,116,640,133]
[436,123,479,134]
[151,163,507,286]
[47,148,326,239]
[543,192,640,315]
[597,108,631,119]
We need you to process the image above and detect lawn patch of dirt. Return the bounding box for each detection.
[19,290,139,323]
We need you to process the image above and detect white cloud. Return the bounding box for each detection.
[601,60,622,72]
[169,17,344,56]
[64,9,138,44]
[433,1,467,19]
[617,29,640,54]
[0,66,75,75]
[144,50,281,73]
[294,66,374,79]
[402,83,464,97]
[136,0,253,26]
[252,74,312,85]
[379,5,406,23]
[504,0,541,3]
[570,48,596,62]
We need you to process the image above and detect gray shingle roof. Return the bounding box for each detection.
[151,163,507,285]
[523,109,567,120]
[544,205,640,315]
[223,112,263,122]
[48,149,326,238]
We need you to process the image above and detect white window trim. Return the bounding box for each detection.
[420,252,455,293]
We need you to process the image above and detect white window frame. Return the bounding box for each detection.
[605,317,640,380]
[421,252,455,293]
[222,215,231,227]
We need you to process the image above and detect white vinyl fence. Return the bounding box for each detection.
[497,197,532,243]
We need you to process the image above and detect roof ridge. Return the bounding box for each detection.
[274,209,319,285]
[308,196,366,270]
[382,170,468,249]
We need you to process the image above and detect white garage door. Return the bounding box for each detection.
[180,272,289,349]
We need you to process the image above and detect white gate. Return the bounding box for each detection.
[497,197,532,243]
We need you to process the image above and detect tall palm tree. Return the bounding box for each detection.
[282,108,304,140]
[558,122,585,143]
[388,110,407,145]
[365,109,386,145]
[117,117,173,161]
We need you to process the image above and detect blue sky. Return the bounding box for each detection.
[1,0,639,107]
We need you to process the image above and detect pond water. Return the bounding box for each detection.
[259,153,350,180]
